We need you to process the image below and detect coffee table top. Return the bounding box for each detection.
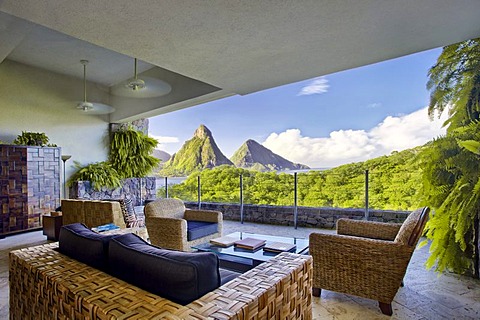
[192,232,309,263]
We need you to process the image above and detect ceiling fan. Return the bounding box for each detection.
[110,58,172,98]
[77,60,115,114]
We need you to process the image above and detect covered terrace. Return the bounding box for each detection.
[1,1,480,319]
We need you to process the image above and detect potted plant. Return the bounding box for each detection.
[13,131,57,147]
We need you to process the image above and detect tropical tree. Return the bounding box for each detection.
[420,124,480,276]
[421,37,480,277]
[427,38,480,128]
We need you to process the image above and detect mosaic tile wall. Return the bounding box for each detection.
[0,146,60,236]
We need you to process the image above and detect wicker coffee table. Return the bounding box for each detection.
[193,231,309,272]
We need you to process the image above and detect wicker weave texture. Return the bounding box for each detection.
[309,207,429,305]
[310,233,413,303]
[61,199,126,228]
[84,200,126,228]
[61,199,85,226]
[10,243,312,320]
[145,198,186,219]
[145,199,222,251]
[337,219,401,240]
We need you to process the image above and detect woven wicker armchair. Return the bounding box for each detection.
[145,198,223,251]
[309,207,429,316]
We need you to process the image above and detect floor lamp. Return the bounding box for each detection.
[61,155,71,199]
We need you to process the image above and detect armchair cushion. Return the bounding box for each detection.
[58,223,117,272]
[394,208,422,245]
[109,233,221,305]
[187,220,218,241]
[337,219,401,241]
[105,198,145,228]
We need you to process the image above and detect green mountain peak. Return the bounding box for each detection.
[231,139,309,171]
[160,124,233,176]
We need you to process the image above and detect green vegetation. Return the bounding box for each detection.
[160,147,422,211]
[13,131,57,147]
[421,38,480,277]
[70,127,159,189]
[110,127,160,178]
[160,125,233,176]
[68,161,121,191]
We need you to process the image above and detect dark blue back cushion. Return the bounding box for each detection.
[186,220,218,241]
[58,223,117,272]
[109,233,221,305]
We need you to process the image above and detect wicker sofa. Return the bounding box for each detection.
[61,199,126,228]
[10,242,313,319]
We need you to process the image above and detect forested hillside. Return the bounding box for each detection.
[161,146,423,211]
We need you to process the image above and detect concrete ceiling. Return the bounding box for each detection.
[1,1,480,122]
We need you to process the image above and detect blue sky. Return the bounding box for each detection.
[149,47,447,168]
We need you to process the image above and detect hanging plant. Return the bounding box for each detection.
[13,131,56,146]
[109,127,160,178]
[68,161,121,191]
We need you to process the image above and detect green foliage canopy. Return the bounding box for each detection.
[422,37,480,277]
[427,38,480,127]
[419,123,480,275]
[161,147,422,211]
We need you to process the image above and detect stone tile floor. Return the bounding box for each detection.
[1,220,480,319]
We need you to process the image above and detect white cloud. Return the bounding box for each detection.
[367,102,382,108]
[149,134,179,143]
[149,134,179,150]
[262,107,448,168]
[297,77,329,96]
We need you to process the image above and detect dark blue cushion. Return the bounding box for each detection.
[58,223,117,272]
[109,233,221,305]
[186,220,218,241]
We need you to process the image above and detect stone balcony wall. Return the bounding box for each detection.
[70,177,156,206]
[185,201,409,228]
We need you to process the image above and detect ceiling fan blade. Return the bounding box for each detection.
[76,59,115,114]
[110,76,172,98]
[76,101,115,114]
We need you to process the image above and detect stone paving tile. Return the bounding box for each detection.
[319,296,388,320]
[311,303,336,320]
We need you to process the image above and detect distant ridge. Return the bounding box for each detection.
[230,139,309,171]
[160,125,233,176]
[152,149,171,171]
[152,149,171,162]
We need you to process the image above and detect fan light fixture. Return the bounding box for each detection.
[77,60,94,111]
[76,60,115,114]
[126,58,146,91]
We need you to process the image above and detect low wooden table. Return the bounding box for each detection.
[193,232,309,272]
[42,212,63,241]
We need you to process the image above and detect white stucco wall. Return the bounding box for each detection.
[0,59,111,197]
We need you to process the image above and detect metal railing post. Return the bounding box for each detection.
[240,174,244,224]
[197,175,201,209]
[164,177,168,198]
[365,169,369,220]
[294,172,298,229]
